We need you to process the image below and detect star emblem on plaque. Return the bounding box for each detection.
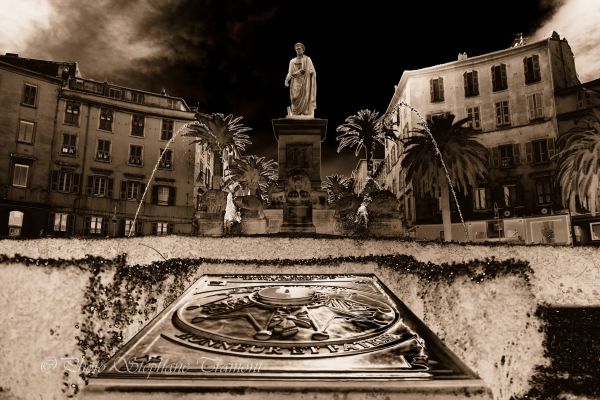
[92,275,481,390]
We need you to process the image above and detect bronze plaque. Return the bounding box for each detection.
[93,274,477,385]
[286,144,312,170]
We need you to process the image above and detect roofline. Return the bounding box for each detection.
[0,60,63,84]
[386,37,563,114]
[70,76,192,111]
[556,77,600,95]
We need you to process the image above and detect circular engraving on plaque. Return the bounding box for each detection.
[170,285,404,358]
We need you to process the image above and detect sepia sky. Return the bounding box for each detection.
[1,0,599,177]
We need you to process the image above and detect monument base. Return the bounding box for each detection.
[368,218,403,237]
[240,217,268,235]
[194,213,224,237]
[279,222,317,234]
[86,379,492,399]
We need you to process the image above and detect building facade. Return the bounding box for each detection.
[0,54,211,237]
[384,34,580,243]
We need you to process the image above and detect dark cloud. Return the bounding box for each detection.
[17,0,592,176]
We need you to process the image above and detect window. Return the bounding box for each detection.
[12,164,28,188]
[51,171,80,193]
[536,178,553,205]
[152,222,170,236]
[124,219,143,236]
[467,106,481,130]
[99,108,113,131]
[108,88,121,99]
[22,83,37,106]
[129,144,143,165]
[17,120,35,143]
[577,91,592,109]
[60,133,77,156]
[89,216,103,234]
[473,187,489,210]
[491,64,508,91]
[590,222,600,241]
[64,101,80,125]
[127,181,141,200]
[495,101,510,126]
[499,144,516,168]
[532,139,549,163]
[463,70,479,97]
[8,210,24,237]
[502,184,517,208]
[167,99,177,109]
[430,77,444,102]
[523,55,541,84]
[53,213,69,232]
[152,185,175,206]
[131,92,144,104]
[161,119,174,140]
[96,139,111,161]
[131,114,145,136]
[158,186,170,205]
[527,93,544,120]
[87,176,113,197]
[158,149,173,169]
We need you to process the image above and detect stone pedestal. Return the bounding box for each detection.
[240,217,268,235]
[272,118,327,234]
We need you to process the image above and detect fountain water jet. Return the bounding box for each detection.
[397,101,469,241]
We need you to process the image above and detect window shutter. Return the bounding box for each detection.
[120,180,127,200]
[87,176,93,195]
[151,222,157,235]
[51,171,59,191]
[107,178,114,198]
[491,66,497,90]
[473,71,479,95]
[547,138,556,159]
[439,77,444,101]
[485,187,492,209]
[84,216,91,235]
[491,147,500,168]
[533,55,540,81]
[528,94,535,119]
[151,186,158,204]
[140,183,147,201]
[523,57,530,83]
[429,78,434,102]
[463,72,468,97]
[525,142,534,163]
[72,173,80,193]
[67,214,74,235]
[501,65,507,88]
[169,187,176,206]
[513,144,521,164]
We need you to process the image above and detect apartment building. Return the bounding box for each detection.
[384,33,579,243]
[0,54,212,237]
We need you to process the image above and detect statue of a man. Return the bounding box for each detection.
[285,42,316,118]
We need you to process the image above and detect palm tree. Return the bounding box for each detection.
[184,113,252,188]
[225,155,278,200]
[322,174,355,205]
[556,114,600,216]
[400,113,488,242]
[336,109,395,183]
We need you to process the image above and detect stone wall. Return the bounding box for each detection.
[0,237,598,399]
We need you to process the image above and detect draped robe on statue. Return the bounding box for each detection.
[286,55,316,117]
